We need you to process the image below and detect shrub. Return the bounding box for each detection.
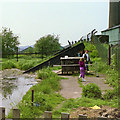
[82,83,102,98]
[89,49,98,58]
[40,84,52,94]
[111,54,116,69]
[2,61,16,70]
[103,88,118,100]
[37,70,49,79]
[21,62,34,70]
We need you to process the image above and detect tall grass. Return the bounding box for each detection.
[2,57,44,70]
[83,42,118,102]
[7,68,65,118]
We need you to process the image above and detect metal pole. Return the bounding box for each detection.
[17,47,18,62]
[95,61,99,77]
[42,46,43,60]
[31,90,34,106]
[108,45,111,65]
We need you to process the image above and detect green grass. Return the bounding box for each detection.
[7,67,66,118]
[1,55,54,70]
[53,97,118,118]
[52,66,62,70]
[6,41,119,118]
[6,62,119,118]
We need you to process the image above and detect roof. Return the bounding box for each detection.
[101,24,120,32]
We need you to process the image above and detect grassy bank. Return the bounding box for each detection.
[6,42,119,118]
[7,67,65,118]
[7,66,118,118]
[1,55,54,70]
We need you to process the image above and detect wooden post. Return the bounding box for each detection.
[61,112,70,120]
[0,107,5,120]
[95,61,99,77]
[31,89,34,106]
[108,45,111,65]
[13,109,20,119]
[42,46,43,60]
[16,47,18,62]
[97,116,107,120]
[79,114,87,120]
[44,111,52,119]
[48,61,50,67]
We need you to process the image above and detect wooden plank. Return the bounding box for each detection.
[60,57,81,60]
[61,64,93,66]
[97,116,108,120]
[44,111,52,119]
[0,107,5,120]
[61,112,70,120]
[54,64,93,67]
[79,114,87,120]
[13,109,20,119]
[53,64,62,67]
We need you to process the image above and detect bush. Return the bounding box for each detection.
[40,84,52,94]
[2,61,16,69]
[103,88,118,100]
[111,54,117,69]
[82,83,102,98]
[89,50,98,58]
[37,70,49,79]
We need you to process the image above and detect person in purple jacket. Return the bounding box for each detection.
[79,57,86,82]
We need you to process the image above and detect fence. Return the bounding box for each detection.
[93,36,120,109]
[1,49,60,62]
[93,36,109,64]
[1,107,120,120]
[110,42,120,110]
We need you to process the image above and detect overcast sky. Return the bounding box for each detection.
[0,0,109,46]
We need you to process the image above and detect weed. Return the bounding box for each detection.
[82,83,102,99]
[10,68,66,118]
[2,60,16,69]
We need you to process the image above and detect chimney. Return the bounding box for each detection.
[109,0,120,28]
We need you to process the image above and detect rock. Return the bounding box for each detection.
[82,107,88,110]
[102,109,107,112]
[99,111,103,116]
[113,108,119,112]
[102,112,109,117]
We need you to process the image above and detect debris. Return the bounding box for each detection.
[89,105,101,109]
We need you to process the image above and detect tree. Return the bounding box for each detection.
[20,47,34,53]
[1,27,20,58]
[34,34,61,56]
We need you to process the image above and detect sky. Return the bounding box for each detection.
[0,0,110,46]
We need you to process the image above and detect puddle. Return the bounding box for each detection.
[1,76,38,115]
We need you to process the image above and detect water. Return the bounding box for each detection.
[0,76,38,115]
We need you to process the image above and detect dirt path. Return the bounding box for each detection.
[60,76,82,99]
[57,72,113,99]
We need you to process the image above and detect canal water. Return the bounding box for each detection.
[0,75,38,115]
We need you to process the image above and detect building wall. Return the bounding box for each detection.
[102,28,120,45]
[109,1,120,28]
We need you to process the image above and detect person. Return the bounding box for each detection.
[82,50,92,72]
[79,57,86,82]
[78,50,84,57]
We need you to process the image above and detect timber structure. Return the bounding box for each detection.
[23,42,85,73]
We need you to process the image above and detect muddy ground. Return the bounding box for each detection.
[70,106,120,119]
